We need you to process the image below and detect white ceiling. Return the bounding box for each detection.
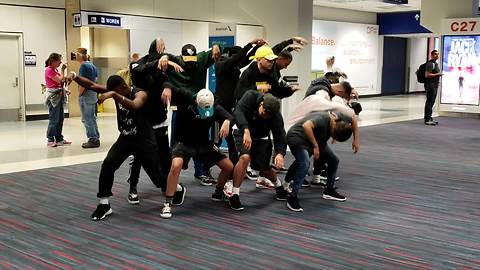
[313,0,422,13]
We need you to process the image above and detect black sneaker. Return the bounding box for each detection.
[275,186,288,201]
[91,203,112,221]
[228,194,244,211]
[82,139,100,149]
[195,174,213,186]
[205,169,217,184]
[319,170,340,182]
[127,192,140,205]
[424,120,437,126]
[246,169,259,181]
[301,179,311,187]
[211,187,225,201]
[271,165,288,174]
[322,188,347,201]
[160,203,172,219]
[287,195,303,212]
[172,183,186,206]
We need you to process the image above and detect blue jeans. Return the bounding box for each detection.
[289,146,311,196]
[79,97,100,141]
[46,98,65,142]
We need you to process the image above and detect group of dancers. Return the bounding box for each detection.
[64,36,361,220]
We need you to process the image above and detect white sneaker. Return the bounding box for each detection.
[311,174,327,186]
[223,180,233,197]
[283,181,293,193]
[255,177,275,189]
[160,203,172,219]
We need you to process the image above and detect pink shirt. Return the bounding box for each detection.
[45,66,62,88]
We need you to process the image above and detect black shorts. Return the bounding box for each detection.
[233,129,272,171]
[172,142,227,169]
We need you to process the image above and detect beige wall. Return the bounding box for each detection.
[0,4,66,108]
[0,0,64,8]
[313,6,376,24]
[80,0,309,119]
[421,0,477,34]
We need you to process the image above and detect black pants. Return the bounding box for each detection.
[216,125,239,166]
[424,83,438,122]
[97,130,166,198]
[128,126,171,190]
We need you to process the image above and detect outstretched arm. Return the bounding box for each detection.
[303,120,320,160]
[70,73,108,93]
[98,90,148,111]
[351,116,360,153]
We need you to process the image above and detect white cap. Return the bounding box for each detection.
[196,89,214,119]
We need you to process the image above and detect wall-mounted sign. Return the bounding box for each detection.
[377,12,431,35]
[73,13,81,27]
[24,54,36,66]
[88,14,122,27]
[443,18,480,35]
[312,20,379,95]
[440,35,480,106]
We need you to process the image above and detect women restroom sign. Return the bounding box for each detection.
[208,23,236,92]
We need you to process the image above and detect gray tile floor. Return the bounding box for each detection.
[0,94,432,174]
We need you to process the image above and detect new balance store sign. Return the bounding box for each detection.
[88,15,121,27]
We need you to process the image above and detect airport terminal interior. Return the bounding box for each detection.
[1,0,479,269]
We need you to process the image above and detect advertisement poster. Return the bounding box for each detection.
[441,35,480,106]
[312,20,379,95]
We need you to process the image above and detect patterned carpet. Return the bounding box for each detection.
[1,117,479,269]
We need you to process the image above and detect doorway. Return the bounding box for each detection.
[381,36,407,95]
[90,27,130,113]
[0,33,25,121]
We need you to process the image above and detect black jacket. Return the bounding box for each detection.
[168,84,232,146]
[271,38,294,82]
[130,56,173,126]
[233,90,287,156]
[304,77,334,99]
[215,43,257,110]
[234,62,294,102]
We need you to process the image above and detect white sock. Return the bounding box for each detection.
[233,187,240,195]
[176,184,183,192]
[275,178,282,187]
[99,198,109,205]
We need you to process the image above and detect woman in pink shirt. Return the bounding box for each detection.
[44,53,71,147]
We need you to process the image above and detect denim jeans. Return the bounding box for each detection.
[46,97,65,142]
[288,146,311,196]
[321,144,339,190]
[79,96,100,141]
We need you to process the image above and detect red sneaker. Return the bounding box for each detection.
[47,142,57,147]
[56,140,72,146]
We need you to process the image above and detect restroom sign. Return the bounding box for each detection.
[88,15,122,27]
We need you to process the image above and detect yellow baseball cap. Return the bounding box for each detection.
[250,46,277,61]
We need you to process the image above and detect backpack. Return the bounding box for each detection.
[416,62,427,83]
